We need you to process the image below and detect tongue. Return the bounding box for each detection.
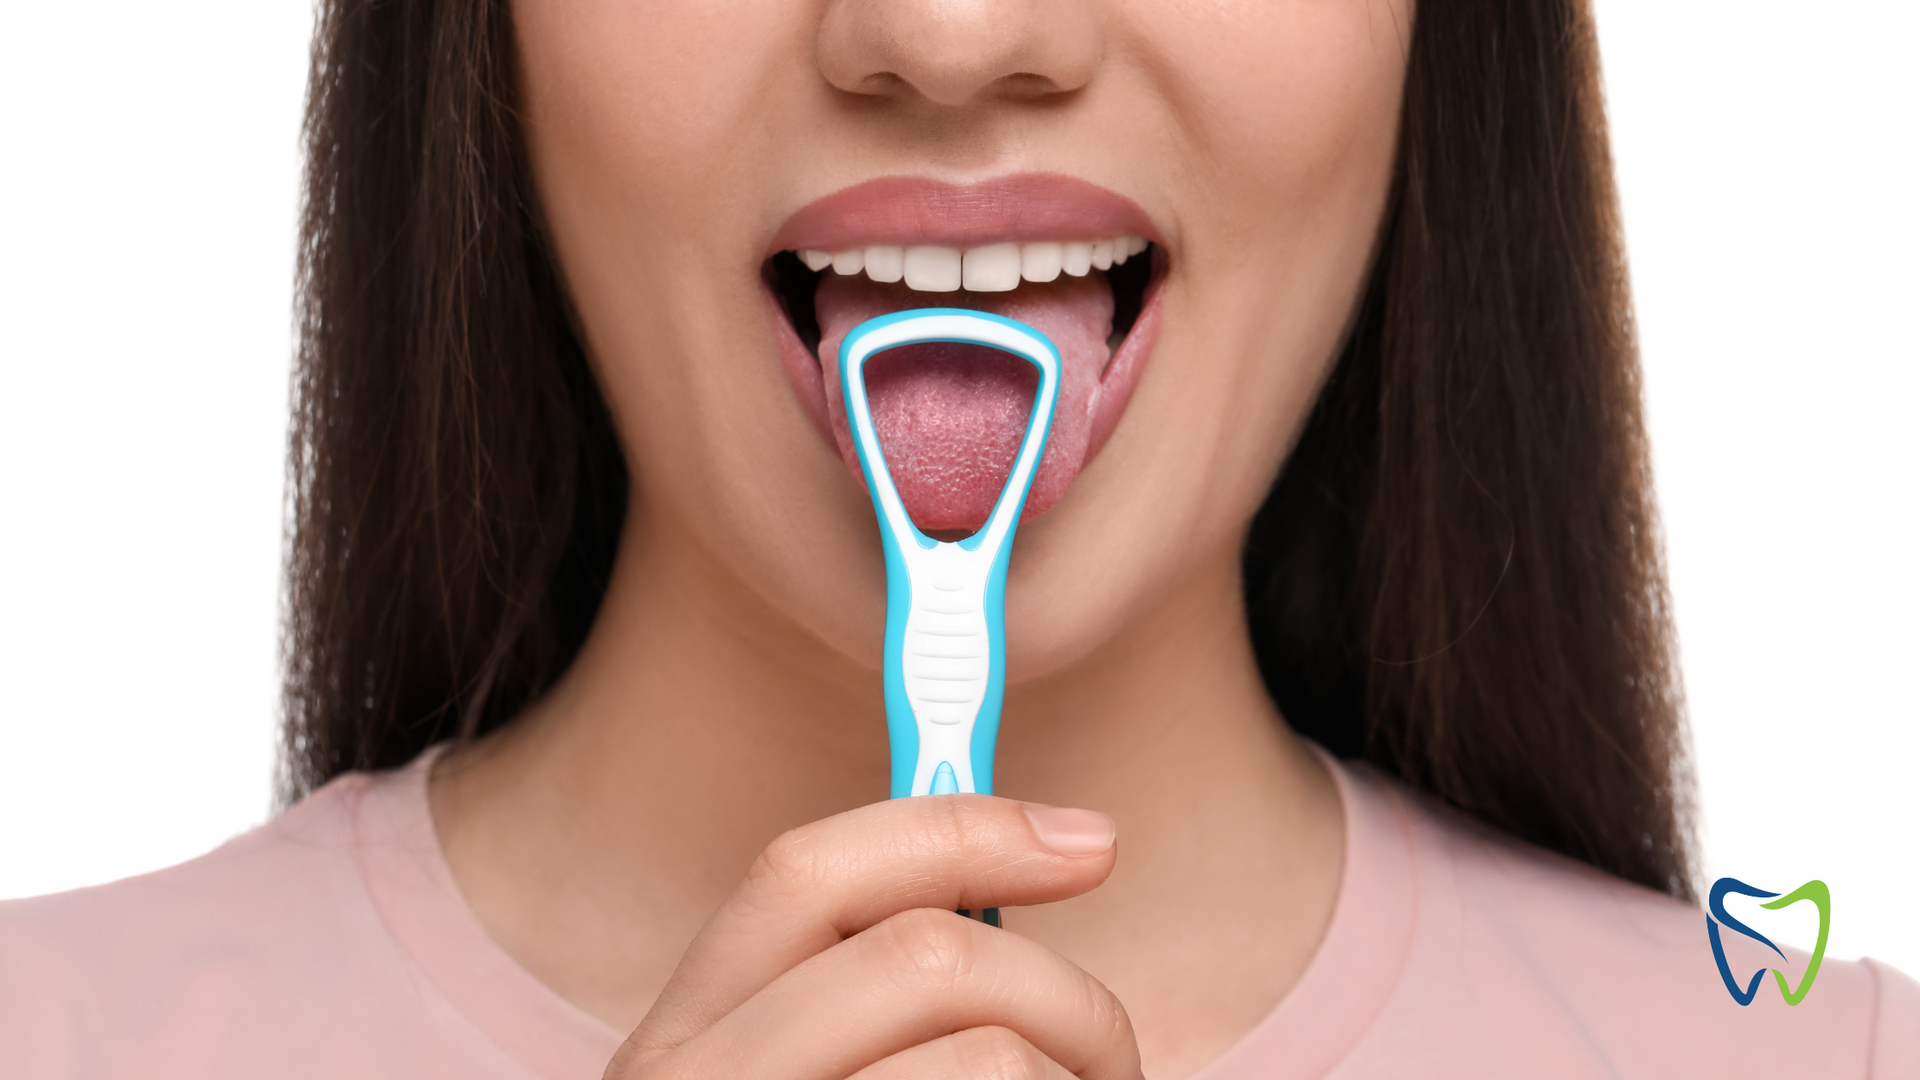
[817,273,1112,535]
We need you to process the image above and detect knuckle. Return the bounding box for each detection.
[872,907,978,987]
[1092,989,1137,1055]
[1085,989,1140,1074]
[599,1040,668,1080]
[906,796,970,858]
[953,1026,1049,1080]
[906,794,994,861]
[739,825,822,908]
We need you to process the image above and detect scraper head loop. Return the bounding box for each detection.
[838,309,1061,554]
[838,309,1063,802]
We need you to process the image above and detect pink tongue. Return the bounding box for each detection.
[817,273,1112,534]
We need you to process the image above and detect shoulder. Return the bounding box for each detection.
[0,772,486,1078]
[1366,770,1918,1077]
[0,773,375,975]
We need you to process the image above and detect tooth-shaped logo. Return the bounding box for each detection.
[1706,876,1831,1005]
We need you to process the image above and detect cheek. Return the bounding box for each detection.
[1000,2,1410,670]
[1152,0,1409,459]
[512,0,819,475]
[1129,0,1410,300]
[514,0,803,227]
[1153,1,1411,183]
[513,1,894,660]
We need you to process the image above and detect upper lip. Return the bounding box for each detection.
[768,173,1159,257]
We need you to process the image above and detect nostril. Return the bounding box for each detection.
[816,0,1104,107]
[992,71,1070,102]
[850,71,909,97]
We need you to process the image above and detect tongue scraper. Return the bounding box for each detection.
[838,309,1061,813]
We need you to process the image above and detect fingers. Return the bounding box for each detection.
[663,908,1140,1080]
[846,1025,1080,1080]
[633,794,1116,1052]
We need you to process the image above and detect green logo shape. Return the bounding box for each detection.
[1760,880,1831,1005]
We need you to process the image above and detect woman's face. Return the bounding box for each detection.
[515,0,1410,677]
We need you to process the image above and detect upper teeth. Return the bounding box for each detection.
[796,236,1149,292]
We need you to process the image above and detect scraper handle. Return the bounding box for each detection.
[835,309,1062,808]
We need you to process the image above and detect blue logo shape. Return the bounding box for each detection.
[1706,876,1830,1006]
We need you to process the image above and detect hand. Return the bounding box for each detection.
[604,794,1139,1080]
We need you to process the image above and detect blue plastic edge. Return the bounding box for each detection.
[971,536,1013,796]
[877,521,920,798]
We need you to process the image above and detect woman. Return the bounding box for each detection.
[3,0,1912,1076]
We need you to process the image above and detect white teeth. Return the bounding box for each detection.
[903,245,962,291]
[962,243,1021,292]
[864,245,904,283]
[1020,242,1063,283]
[792,236,1146,290]
[1061,242,1093,277]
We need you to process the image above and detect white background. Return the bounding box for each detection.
[1,1,1913,980]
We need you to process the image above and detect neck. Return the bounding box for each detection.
[431,502,1344,1076]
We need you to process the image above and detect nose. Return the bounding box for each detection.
[816,0,1104,106]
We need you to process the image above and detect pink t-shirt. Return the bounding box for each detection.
[2,751,1913,1078]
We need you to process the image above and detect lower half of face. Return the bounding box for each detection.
[514,0,1411,677]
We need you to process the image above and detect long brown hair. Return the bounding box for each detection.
[283,0,1696,899]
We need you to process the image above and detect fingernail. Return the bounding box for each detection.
[1022,804,1115,856]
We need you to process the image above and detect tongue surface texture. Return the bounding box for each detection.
[817,274,1112,534]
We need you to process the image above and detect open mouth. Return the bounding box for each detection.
[764,177,1166,537]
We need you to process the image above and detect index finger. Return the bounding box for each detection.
[631,794,1116,1052]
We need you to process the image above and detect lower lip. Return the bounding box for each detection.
[765,251,1167,520]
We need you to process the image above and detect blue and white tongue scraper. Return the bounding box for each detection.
[838,309,1061,801]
